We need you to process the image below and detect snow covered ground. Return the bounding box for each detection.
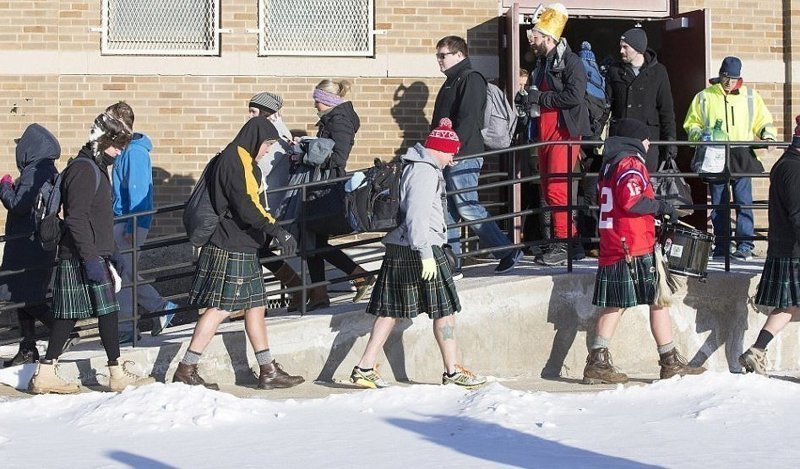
[1,372,799,468]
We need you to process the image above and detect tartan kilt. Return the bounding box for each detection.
[755,257,800,308]
[52,258,119,320]
[593,253,656,308]
[367,244,461,319]
[190,244,267,311]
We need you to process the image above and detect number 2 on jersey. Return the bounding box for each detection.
[599,187,613,230]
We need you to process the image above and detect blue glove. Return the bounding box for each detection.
[83,258,107,284]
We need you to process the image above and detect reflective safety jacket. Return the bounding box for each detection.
[683,83,776,142]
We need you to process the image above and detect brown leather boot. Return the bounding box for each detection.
[351,266,376,303]
[172,362,220,390]
[307,286,330,311]
[582,347,629,384]
[659,348,706,379]
[258,360,305,389]
[274,264,304,312]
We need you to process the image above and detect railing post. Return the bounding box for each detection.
[724,143,732,272]
[131,214,139,347]
[299,185,308,317]
[567,142,574,273]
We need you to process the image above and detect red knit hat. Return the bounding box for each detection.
[424,118,461,154]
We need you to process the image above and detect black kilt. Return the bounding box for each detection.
[755,257,800,308]
[52,258,119,320]
[190,244,267,311]
[593,253,656,308]
[367,244,460,319]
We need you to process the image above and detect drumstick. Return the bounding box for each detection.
[621,236,638,285]
[675,219,695,229]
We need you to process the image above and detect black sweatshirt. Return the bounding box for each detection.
[767,146,800,258]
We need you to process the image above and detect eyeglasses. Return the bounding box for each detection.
[436,51,458,60]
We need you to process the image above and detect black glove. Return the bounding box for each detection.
[526,88,542,106]
[514,90,527,106]
[83,257,107,284]
[264,224,297,257]
[666,145,678,161]
[658,201,677,223]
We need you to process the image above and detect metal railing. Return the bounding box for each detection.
[0,139,786,346]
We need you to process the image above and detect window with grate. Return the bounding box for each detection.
[101,0,220,56]
[259,0,374,57]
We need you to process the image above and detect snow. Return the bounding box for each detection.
[1,372,799,468]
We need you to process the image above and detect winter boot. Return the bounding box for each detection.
[739,347,768,376]
[108,361,156,392]
[658,349,706,379]
[3,341,39,367]
[307,286,330,311]
[172,362,219,390]
[257,360,305,389]
[28,360,80,394]
[351,266,376,303]
[582,348,629,384]
[274,264,304,312]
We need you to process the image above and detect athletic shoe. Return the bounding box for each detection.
[731,248,754,261]
[442,365,487,388]
[495,249,523,274]
[151,301,178,336]
[739,347,767,376]
[350,366,390,389]
[451,269,464,281]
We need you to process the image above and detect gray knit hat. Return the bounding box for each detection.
[249,91,283,115]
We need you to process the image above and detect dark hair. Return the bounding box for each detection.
[436,36,468,57]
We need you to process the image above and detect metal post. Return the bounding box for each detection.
[567,142,574,273]
[299,185,307,317]
[131,213,139,347]
[724,143,731,272]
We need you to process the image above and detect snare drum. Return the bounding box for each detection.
[660,224,714,278]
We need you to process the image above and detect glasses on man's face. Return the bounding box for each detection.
[436,51,457,60]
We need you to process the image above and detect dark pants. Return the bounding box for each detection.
[17,304,54,347]
[45,312,120,362]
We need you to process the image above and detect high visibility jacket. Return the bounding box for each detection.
[683,83,776,143]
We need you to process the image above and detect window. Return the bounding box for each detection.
[101,0,220,56]
[259,0,374,57]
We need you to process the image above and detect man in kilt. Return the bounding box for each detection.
[172,118,304,390]
[584,118,705,384]
[740,116,800,375]
[349,118,487,389]
[29,103,155,394]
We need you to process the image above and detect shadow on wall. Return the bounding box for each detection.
[390,81,430,157]
[151,166,197,238]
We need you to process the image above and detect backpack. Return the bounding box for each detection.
[34,158,101,251]
[344,158,410,233]
[183,153,225,247]
[578,41,611,140]
[458,70,518,150]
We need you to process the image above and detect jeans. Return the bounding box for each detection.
[444,157,513,262]
[112,223,170,331]
[709,177,755,253]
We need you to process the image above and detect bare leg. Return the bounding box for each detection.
[244,306,269,351]
[187,307,229,353]
[762,306,800,336]
[649,306,674,347]
[433,315,458,374]
[595,307,623,341]
[357,316,397,369]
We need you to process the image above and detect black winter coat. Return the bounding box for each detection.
[530,40,592,138]
[316,101,360,178]
[59,145,115,261]
[0,124,60,302]
[606,49,677,172]
[767,146,800,258]
[431,58,487,157]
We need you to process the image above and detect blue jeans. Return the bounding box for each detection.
[709,177,755,253]
[444,157,513,263]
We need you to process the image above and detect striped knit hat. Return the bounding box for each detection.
[249,92,283,115]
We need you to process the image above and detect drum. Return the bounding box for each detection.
[660,224,714,278]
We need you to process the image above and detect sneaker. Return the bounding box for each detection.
[350,365,390,389]
[495,249,523,274]
[442,365,487,388]
[451,269,464,281]
[537,243,569,266]
[582,347,629,384]
[731,248,754,261]
[352,276,376,303]
[658,348,706,379]
[151,301,178,336]
[739,346,767,376]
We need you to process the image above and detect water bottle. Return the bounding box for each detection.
[711,118,728,142]
[699,127,712,142]
[528,85,541,118]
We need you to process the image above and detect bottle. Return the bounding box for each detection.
[528,85,541,118]
[711,119,728,142]
[699,127,712,142]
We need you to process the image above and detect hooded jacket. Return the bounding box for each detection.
[530,39,592,138]
[606,49,677,171]
[382,144,446,259]
[112,133,154,232]
[209,118,281,253]
[315,101,360,178]
[0,124,60,301]
[431,57,487,157]
[766,146,800,258]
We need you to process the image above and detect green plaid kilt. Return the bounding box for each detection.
[190,244,267,311]
[367,244,461,319]
[755,257,800,308]
[52,257,119,320]
[593,253,656,308]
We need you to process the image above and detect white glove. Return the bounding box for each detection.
[420,257,438,281]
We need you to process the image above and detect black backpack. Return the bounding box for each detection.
[183,153,224,247]
[34,158,101,251]
[345,158,411,233]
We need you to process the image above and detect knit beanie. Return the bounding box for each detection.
[611,118,650,141]
[424,118,461,154]
[620,28,647,54]
[249,92,283,115]
[578,41,596,62]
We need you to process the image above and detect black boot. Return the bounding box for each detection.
[3,341,39,367]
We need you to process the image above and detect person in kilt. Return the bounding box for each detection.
[584,118,705,384]
[29,103,155,394]
[349,118,487,389]
[172,117,304,391]
[740,115,800,376]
